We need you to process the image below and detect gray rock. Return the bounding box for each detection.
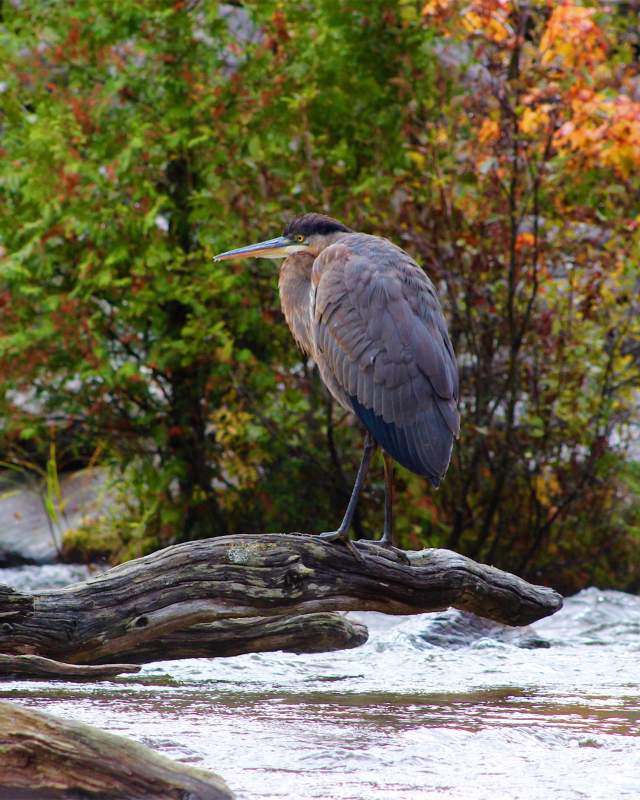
[409,608,551,650]
[0,468,108,565]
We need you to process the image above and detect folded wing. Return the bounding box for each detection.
[311,237,459,486]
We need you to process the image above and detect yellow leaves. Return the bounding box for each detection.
[520,105,551,137]
[534,471,561,509]
[462,4,512,44]
[211,406,248,445]
[453,188,480,222]
[599,257,635,311]
[478,118,500,144]
[600,95,640,178]
[433,126,449,145]
[540,3,607,69]
[408,150,427,170]
[422,0,453,16]
[210,405,261,488]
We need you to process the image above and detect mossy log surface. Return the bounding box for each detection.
[0,533,562,666]
[0,700,233,799]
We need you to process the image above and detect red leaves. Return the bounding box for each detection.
[51,18,87,64]
[58,169,80,201]
[515,232,535,253]
[271,8,289,43]
[40,224,65,245]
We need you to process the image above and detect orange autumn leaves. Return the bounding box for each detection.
[539,3,607,68]
[423,0,514,44]
[556,89,640,180]
[423,0,640,180]
[541,3,640,180]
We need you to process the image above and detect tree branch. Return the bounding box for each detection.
[0,654,141,680]
[0,612,368,675]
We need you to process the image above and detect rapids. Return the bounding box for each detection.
[1,564,638,799]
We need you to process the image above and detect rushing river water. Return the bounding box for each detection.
[1,564,639,799]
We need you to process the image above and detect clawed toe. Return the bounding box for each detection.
[316,530,365,562]
[318,530,348,543]
[355,538,410,564]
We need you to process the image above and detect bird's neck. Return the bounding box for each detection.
[278,252,315,356]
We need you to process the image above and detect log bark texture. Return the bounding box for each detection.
[0,533,562,666]
[130,612,369,663]
[0,700,233,799]
[0,602,367,673]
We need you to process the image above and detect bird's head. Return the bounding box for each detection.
[213,213,352,262]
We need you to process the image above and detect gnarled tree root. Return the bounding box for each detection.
[0,700,233,799]
[0,533,562,668]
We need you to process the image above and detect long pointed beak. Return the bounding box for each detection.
[213,235,295,261]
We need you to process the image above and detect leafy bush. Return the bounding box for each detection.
[1,1,638,590]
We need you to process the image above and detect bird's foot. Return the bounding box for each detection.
[355,538,410,565]
[317,530,365,563]
[318,529,349,543]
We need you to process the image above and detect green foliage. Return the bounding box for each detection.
[0,0,638,590]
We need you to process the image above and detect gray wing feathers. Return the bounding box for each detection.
[312,237,460,481]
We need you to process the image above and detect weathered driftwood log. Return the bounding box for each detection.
[0,700,233,799]
[0,534,562,665]
[0,653,141,680]
[0,602,367,675]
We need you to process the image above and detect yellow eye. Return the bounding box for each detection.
[295,234,305,243]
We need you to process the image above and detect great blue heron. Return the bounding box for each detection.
[214,213,459,551]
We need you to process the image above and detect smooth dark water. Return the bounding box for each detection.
[1,566,639,799]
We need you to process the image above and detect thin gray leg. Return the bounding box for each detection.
[319,432,376,543]
[356,450,408,563]
[380,451,395,546]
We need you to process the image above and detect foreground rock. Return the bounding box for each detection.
[0,700,233,799]
[0,533,562,670]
